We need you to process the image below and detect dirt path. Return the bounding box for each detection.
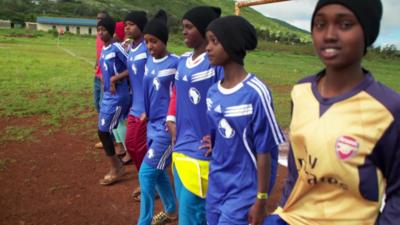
[0,118,287,225]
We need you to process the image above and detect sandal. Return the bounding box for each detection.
[151,211,177,225]
[99,168,124,186]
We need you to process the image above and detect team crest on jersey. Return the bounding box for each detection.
[335,135,359,160]
[183,75,188,82]
[218,118,235,139]
[188,87,201,104]
[131,64,137,75]
[144,65,148,76]
[148,149,154,159]
[153,78,160,91]
[103,62,108,71]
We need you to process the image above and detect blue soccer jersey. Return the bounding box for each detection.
[174,52,223,160]
[206,73,285,223]
[143,53,179,169]
[98,42,130,132]
[127,40,148,117]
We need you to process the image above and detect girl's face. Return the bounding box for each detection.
[124,21,141,40]
[312,4,364,69]
[97,26,112,43]
[182,19,204,48]
[205,30,229,66]
[144,34,166,59]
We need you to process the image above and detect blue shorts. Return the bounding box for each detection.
[98,92,129,132]
[143,136,172,170]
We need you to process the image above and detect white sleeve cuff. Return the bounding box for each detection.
[166,115,176,123]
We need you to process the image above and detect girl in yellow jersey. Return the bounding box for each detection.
[265,0,400,224]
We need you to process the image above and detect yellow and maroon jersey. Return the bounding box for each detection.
[275,70,400,225]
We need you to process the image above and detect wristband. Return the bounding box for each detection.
[257,192,268,200]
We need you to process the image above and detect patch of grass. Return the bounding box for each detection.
[0,126,35,143]
[0,158,17,172]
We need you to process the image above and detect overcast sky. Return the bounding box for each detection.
[252,0,400,48]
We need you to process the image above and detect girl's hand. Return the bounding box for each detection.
[248,199,267,225]
[166,121,176,145]
[199,134,212,157]
[110,76,117,94]
[140,113,147,122]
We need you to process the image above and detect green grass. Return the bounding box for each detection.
[0,29,95,129]
[0,29,399,140]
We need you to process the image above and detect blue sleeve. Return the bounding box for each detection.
[251,90,285,154]
[375,119,400,225]
[206,90,216,149]
[143,65,150,116]
[114,43,128,67]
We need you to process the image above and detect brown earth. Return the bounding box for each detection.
[0,117,287,225]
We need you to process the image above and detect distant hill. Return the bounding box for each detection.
[0,0,310,42]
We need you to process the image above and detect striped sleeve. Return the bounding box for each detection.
[114,43,128,66]
[247,77,285,153]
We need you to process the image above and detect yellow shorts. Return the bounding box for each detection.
[173,152,209,198]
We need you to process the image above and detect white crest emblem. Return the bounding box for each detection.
[131,64,137,75]
[101,118,106,126]
[103,62,108,71]
[188,87,201,105]
[148,149,154,159]
[183,75,188,82]
[218,118,235,139]
[153,78,160,91]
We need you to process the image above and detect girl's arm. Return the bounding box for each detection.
[248,152,271,225]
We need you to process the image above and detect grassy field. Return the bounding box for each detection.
[0,29,399,142]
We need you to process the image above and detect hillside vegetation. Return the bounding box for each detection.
[0,0,310,42]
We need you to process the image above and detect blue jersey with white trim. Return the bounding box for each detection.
[174,52,224,160]
[143,53,179,169]
[127,41,148,117]
[99,42,130,114]
[206,73,285,223]
[100,43,129,95]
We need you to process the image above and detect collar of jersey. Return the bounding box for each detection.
[311,69,373,105]
[218,73,252,95]
[131,40,145,52]
[186,52,206,69]
[152,54,169,63]
[103,43,113,50]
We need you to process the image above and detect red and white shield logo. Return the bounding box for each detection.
[335,135,359,160]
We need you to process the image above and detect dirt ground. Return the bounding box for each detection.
[0,117,287,225]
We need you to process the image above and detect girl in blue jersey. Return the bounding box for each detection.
[97,15,131,186]
[124,10,148,200]
[137,10,178,225]
[265,0,400,224]
[205,16,285,225]
[165,6,222,225]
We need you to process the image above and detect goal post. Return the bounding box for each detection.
[235,0,290,15]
